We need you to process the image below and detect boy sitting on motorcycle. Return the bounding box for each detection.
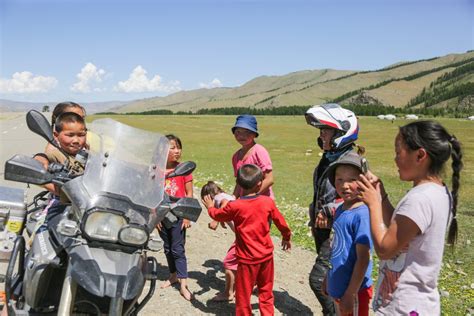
[33,112,87,222]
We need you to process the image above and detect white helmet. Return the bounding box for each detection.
[305,103,359,151]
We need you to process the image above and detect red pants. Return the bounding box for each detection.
[335,286,373,316]
[235,257,274,316]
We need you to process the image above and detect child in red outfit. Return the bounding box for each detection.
[203,164,291,316]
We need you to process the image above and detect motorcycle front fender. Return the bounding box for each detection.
[68,245,146,300]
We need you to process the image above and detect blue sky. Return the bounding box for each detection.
[0,0,472,103]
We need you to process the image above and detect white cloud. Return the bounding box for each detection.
[0,71,57,93]
[114,66,181,93]
[71,62,106,93]
[199,78,223,89]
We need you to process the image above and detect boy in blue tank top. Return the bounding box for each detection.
[323,152,373,316]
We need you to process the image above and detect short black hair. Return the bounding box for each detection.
[166,134,182,149]
[52,101,86,127]
[200,181,224,199]
[237,164,263,190]
[54,112,86,133]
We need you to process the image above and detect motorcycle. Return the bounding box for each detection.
[3,110,202,315]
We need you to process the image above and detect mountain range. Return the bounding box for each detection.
[115,51,474,113]
[2,51,473,114]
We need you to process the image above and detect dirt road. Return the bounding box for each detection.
[0,113,323,315]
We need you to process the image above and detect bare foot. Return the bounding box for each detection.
[180,286,194,301]
[211,292,234,302]
[160,277,178,289]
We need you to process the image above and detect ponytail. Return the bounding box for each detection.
[447,135,463,245]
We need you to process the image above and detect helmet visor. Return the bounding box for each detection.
[305,113,338,130]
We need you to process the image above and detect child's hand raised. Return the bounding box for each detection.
[202,195,214,209]
[281,239,291,251]
[357,174,382,208]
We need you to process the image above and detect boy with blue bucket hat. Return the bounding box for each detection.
[231,115,274,200]
[231,115,259,136]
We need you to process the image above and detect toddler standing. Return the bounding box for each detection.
[201,181,237,302]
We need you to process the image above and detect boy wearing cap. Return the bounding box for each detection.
[231,114,274,200]
[323,152,373,316]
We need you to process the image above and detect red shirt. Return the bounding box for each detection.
[208,195,291,264]
[164,171,192,198]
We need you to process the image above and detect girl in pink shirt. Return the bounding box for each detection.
[231,115,275,200]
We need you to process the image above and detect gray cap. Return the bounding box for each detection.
[326,151,366,187]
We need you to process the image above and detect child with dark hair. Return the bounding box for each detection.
[51,101,86,128]
[34,112,87,222]
[35,112,87,198]
[203,164,291,315]
[200,181,237,301]
[357,120,463,315]
[157,134,194,301]
[46,101,87,153]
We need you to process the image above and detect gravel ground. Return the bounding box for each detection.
[139,196,323,315]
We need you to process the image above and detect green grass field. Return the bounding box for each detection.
[91,115,474,314]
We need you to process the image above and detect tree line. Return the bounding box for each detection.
[333,57,474,104]
[96,103,472,118]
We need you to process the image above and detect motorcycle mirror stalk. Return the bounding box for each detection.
[165,161,196,179]
[26,110,59,148]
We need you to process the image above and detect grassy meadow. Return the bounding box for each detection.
[91,114,474,314]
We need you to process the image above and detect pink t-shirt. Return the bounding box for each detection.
[232,143,274,199]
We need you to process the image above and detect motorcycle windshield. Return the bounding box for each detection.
[83,118,169,209]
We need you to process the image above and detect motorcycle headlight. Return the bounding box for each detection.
[84,212,127,242]
[119,226,148,246]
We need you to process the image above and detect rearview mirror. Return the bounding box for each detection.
[170,197,202,222]
[166,161,196,179]
[26,110,56,146]
[4,155,53,185]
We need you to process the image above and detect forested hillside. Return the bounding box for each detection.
[113,51,474,114]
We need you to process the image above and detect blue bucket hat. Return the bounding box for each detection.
[231,114,259,137]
